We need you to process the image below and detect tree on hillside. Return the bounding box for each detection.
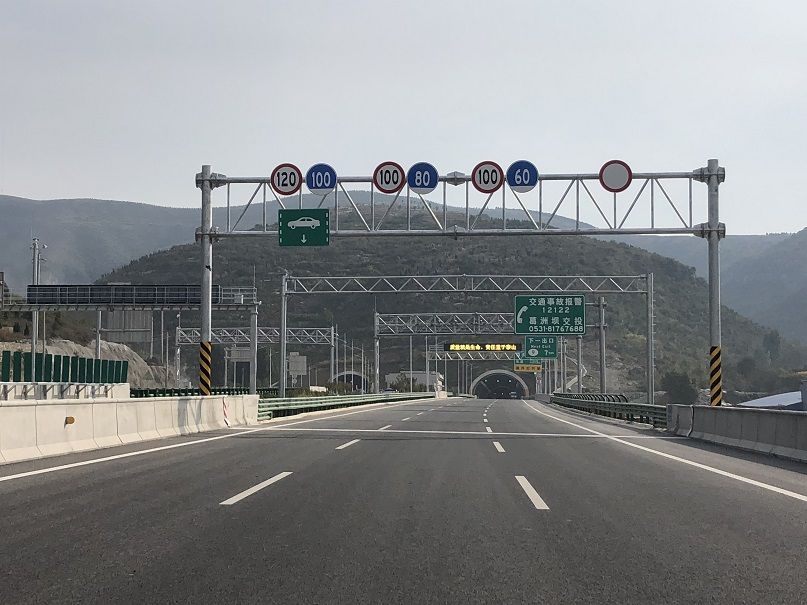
[661,371,698,405]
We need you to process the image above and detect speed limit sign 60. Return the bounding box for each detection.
[270,163,303,196]
[373,161,405,194]
[472,161,504,194]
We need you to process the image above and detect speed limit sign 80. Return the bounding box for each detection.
[471,161,504,194]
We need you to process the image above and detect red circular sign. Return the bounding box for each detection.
[598,160,633,193]
[270,163,303,196]
[373,161,406,194]
[471,161,504,194]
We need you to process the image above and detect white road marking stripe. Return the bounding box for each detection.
[0,398,435,484]
[220,471,293,506]
[401,417,412,421]
[522,400,807,504]
[516,475,549,510]
[485,427,493,433]
[378,425,392,431]
[483,419,488,423]
[416,412,424,415]
[335,439,361,450]
[493,441,505,453]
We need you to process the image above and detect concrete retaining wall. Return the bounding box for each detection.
[667,404,807,463]
[0,395,258,464]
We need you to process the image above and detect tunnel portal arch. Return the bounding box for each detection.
[470,369,530,399]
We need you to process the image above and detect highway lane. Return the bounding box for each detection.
[0,396,806,603]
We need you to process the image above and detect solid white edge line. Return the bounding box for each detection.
[521,400,807,504]
[0,397,436,484]
[515,475,549,510]
[493,441,505,453]
[220,471,293,506]
[335,439,361,450]
[378,425,392,431]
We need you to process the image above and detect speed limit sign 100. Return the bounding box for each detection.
[471,161,504,194]
[373,161,406,194]
[270,163,303,196]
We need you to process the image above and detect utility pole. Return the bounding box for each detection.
[30,238,45,383]
[598,297,607,393]
[198,164,214,396]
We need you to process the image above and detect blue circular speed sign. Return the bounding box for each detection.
[407,162,439,195]
[506,160,539,193]
[305,163,337,195]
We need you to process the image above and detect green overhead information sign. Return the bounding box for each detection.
[525,335,558,359]
[514,294,586,335]
[278,209,330,247]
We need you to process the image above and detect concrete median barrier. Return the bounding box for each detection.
[0,403,40,462]
[668,404,807,463]
[0,395,258,465]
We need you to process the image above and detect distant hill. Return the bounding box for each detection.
[3,193,804,349]
[722,228,807,345]
[98,225,806,397]
[0,193,583,292]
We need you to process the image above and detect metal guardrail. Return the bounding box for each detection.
[258,392,433,420]
[551,394,667,428]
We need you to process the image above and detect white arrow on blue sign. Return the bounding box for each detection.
[506,160,539,193]
[407,162,439,195]
[306,163,337,195]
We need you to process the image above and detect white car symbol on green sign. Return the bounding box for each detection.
[288,217,321,229]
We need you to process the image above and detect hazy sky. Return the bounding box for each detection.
[2,1,805,234]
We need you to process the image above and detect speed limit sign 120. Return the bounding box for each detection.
[270,163,303,196]
[471,161,504,194]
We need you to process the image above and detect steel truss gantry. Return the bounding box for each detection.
[198,160,723,404]
[176,326,333,346]
[271,272,652,401]
[285,274,648,295]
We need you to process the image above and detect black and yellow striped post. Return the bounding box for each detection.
[709,345,722,406]
[199,341,213,396]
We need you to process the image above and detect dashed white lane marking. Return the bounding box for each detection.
[416,412,424,416]
[378,425,392,431]
[493,442,505,453]
[522,400,807,504]
[515,475,549,510]
[483,419,488,423]
[0,398,437,484]
[220,472,293,506]
[267,426,684,439]
[335,439,361,450]
[401,417,412,421]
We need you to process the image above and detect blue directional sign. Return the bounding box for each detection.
[305,163,337,195]
[407,162,439,195]
[506,160,539,193]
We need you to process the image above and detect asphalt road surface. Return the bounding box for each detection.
[1,396,806,604]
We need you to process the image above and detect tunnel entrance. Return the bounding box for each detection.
[470,370,530,399]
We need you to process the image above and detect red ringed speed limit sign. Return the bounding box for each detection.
[598,160,633,193]
[270,163,303,196]
[373,161,406,194]
[472,161,504,194]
